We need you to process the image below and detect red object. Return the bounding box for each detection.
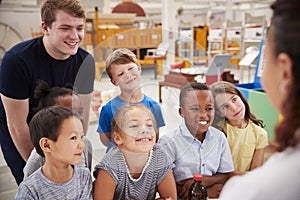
[112,2,146,17]
[193,174,203,181]
[170,62,184,70]
[188,174,207,200]
[206,75,221,85]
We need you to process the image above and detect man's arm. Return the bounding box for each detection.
[1,94,33,161]
[78,93,92,135]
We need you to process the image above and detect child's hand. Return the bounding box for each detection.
[156,197,174,200]
[176,178,194,199]
[207,183,223,198]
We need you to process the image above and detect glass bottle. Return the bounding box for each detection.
[188,174,208,200]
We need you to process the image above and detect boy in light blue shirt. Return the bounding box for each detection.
[97,48,165,152]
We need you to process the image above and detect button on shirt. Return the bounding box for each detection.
[159,120,234,182]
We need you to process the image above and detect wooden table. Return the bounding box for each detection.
[159,69,205,103]
[144,55,166,79]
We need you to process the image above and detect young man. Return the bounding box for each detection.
[0,0,95,185]
[159,82,234,199]
[97,48,165,152]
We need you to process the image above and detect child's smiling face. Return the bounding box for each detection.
[179,89,215,136]
[110,63,141,91]
[48,116,85,165]
[113,107,156,154]
[214,92,246,125]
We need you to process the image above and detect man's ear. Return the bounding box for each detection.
[41,22,49,35]
[39,137,51,153]
[113,132,123,145]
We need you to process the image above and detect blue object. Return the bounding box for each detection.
[235,40,265,99]
[235,40,277,139]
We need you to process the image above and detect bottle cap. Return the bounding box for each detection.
[193,174,203,181]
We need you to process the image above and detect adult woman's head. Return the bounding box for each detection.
[262,0,300,150]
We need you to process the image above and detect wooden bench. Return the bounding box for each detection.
[158,70,201,103]
[158,81,183,103]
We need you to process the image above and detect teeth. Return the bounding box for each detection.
[66,42,77,45]
[136,138,151,142]
[197,121,207,125]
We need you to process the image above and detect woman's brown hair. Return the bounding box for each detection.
[269,0,300,151]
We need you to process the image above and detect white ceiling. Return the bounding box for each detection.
[0,0,274,24]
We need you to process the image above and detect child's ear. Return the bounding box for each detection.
[110,79,118,86]
[39,137,51,153]
[137,64,142,73]
[113,132,123,145]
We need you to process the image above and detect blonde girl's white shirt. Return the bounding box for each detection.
[224,120,268,172]
[219,143,300,200]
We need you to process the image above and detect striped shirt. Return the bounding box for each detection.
[94,144,173,200]
[15,165,93,200]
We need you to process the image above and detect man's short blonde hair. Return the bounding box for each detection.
[41,0,85,27]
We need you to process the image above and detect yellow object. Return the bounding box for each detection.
[95,62,105,81]
[224,121,269,172]
[278,114,283,123]
[183,59,191,68]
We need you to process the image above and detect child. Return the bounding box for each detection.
[23,81,92,179]
[15,106,93,199]
[97,48,165,152]
[159,82,234,199]
[210,81,268,174]
[93,104,177,200]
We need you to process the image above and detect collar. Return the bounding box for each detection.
[179,120,210,142]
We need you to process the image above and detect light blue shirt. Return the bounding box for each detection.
[159,120,234,182]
